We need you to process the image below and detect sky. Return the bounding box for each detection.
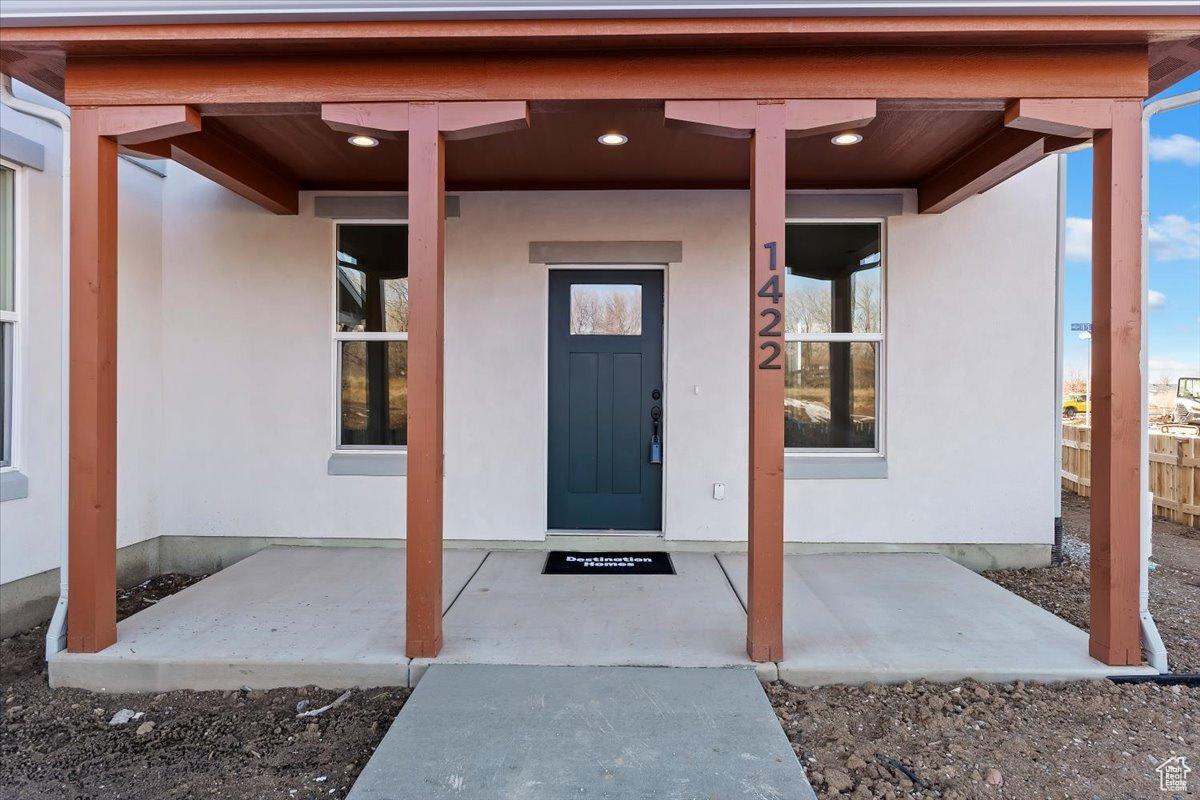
[1061,73,1200,388]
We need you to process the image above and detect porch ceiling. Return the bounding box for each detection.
[141,100,1006,192]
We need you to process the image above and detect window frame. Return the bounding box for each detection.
[0,160,23,473]
[330,219,409,454]
[783,217,887,459]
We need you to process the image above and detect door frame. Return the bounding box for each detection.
[541,263,670,535]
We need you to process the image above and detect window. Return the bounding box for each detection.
[334,224,408,448]
[0,164,16,468]
[570,284,642,335]
[784,221,884,452]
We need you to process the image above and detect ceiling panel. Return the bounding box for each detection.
[210,101,1003,191]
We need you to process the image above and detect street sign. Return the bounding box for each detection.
[1071,323,1092,332]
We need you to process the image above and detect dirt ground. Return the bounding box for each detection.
[771,491,1198,800]
[988,490,1200,672]
[771,678,1196,800]
[1,576,409,800]
[3,497,1196,800]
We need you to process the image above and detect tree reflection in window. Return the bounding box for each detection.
[335,224,408,447]
[783,223,883,451]
[569,284,642,335]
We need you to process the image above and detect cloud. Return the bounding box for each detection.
[1065,217,1092,261]
[1149,358,1199,379]
[1149,215,1200,262]
[1148,289,1167,309]
[1149,133,1200,167]
[1066,216,1199,263]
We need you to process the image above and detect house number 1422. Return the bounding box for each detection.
[757,240,782,369]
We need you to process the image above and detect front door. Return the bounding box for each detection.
[547,270,664,530]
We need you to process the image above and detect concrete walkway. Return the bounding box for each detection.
[347,664,815,800]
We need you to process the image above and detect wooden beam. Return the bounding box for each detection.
[96,104,201,145]
[321,100,529,141]
[405,102,446,660]
[127,126,299,215]
[664,100,758,138]
[1005,98,1118,138]
[64,46,1149,106]
[747,101,787,663]
[67,108,119,653]
[665,99,875,140]
[438,101,530,141]
[918,127,1050,214]
[784,99,876,138]
[321,103,409,139]
[1089,99,1144,667]
[7,16,1200,51]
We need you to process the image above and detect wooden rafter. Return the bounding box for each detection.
[917,126,1084,214]
[125,123,299,215]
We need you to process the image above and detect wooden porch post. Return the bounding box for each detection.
[65,104,200,653]
[67,107,120,653]
[405,102,447,658]
[322,101,527,658]
[746,101,787,662]
[664,99,875,662]
[1089,99,1143,666]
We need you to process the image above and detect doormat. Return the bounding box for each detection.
[543,551,675,575]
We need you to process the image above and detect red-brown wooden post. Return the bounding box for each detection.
[664,98,874,662]
[1089,98,1144,666]
[65,105,201,653]
[346,100,528,659]
[746,101,788,662]
[405,102,447,658]
[67,107,120,653]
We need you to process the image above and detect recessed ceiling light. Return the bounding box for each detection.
[598,133,629,146]
[831,132,864,146]
[347,134,380,148]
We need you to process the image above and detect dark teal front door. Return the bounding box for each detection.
[548,270,664,530]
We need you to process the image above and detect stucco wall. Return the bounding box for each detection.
[157,160,1057,547]
[0,101,165,584]
[784,161,1058,543]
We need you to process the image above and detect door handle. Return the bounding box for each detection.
[649,405,662,464]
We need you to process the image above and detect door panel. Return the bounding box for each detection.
[548,270,664,530]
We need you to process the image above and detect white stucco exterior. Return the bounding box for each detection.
[0,101,165,584]
[0,108,1058,586]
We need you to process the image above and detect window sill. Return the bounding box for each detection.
[327,451,407,477]
[0,469,29,501]
[784,455,887,480]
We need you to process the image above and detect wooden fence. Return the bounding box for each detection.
[1062,424,1200,527]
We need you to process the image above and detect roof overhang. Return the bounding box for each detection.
[1,1,1198,28]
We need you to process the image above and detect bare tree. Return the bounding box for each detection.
[570,287,641,334]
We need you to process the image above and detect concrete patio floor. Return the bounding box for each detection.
[49,545,1154,691]
[718,552,1157,685]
